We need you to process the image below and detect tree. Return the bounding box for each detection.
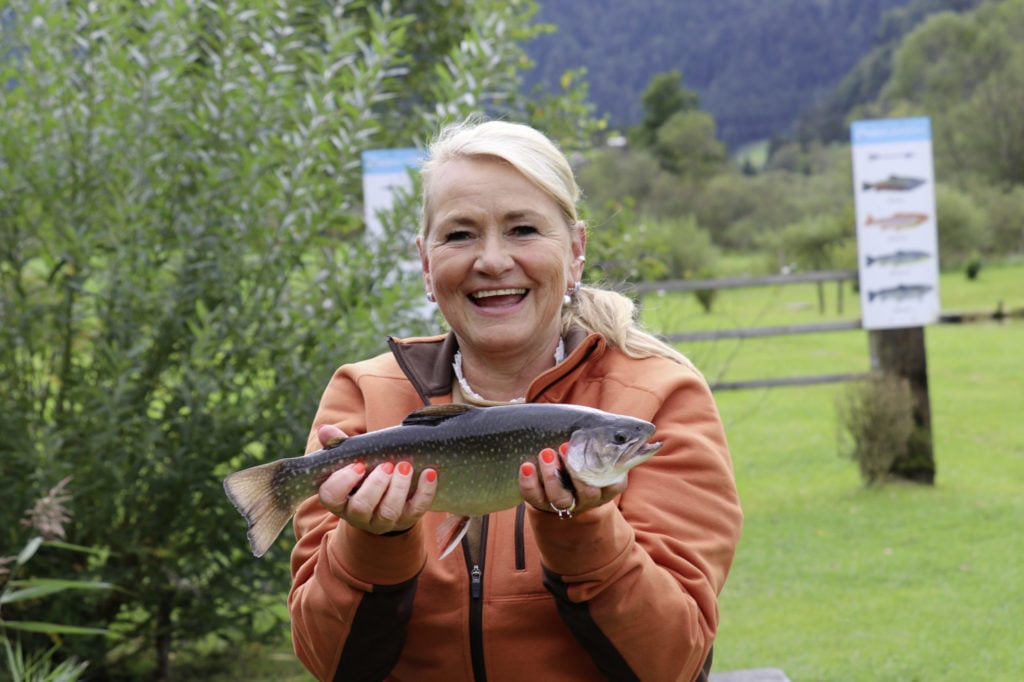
[883,0,1024,186]
[0,0,595,678]
[632,70,700,147]
[653,109,727,180]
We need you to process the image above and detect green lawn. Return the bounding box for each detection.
[676,262,1024,680]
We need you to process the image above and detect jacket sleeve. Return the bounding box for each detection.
[288,367,428,682]
[530,364,742,681]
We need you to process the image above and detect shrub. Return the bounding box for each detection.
[835,375,916,485]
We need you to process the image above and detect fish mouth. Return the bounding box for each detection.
[469,288,528,308]
[634,441,662,459]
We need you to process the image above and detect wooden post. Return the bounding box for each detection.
[868,327,936,483]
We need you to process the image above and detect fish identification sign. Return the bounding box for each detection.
[851,117,940,330]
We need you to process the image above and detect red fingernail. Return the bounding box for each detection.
[425,469,437,483]
[521,462,535,477]
[381,462,395,475]
[541,448,556,464]
[559,442,570,456]
[352,462,366,475]
[398,461,412,476]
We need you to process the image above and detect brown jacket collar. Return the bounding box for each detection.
[386,327,600,406]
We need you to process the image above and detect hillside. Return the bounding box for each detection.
[522,0,913,148]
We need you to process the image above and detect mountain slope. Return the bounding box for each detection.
[522,0,911,147]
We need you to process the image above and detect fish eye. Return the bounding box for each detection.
[612,431,628,445]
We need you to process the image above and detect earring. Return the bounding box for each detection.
[563,281,581,306]
[426,290,436,303]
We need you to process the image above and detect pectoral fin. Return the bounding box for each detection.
[435,514,474,560]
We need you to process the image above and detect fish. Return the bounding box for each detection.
[864,213,929,230]
[223,403,662,558]
[866,250,931,267]
[861,175,926,192]
[867,284,933,302]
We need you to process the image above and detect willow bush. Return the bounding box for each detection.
[0,1,595,678]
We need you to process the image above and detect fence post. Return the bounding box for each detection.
[868,327,936,483]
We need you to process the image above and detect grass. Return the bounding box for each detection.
[233,261,1023,682]
[667,261,1024,680]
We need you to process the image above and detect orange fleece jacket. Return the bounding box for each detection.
[289,332,742,681]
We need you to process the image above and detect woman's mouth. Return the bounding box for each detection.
[469,288,528,308]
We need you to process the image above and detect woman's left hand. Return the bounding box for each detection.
[518,443,627,518]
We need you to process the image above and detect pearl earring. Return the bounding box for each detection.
[563,281,581,306]
[426,290,436,303]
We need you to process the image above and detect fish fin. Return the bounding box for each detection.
[435,515,473,560]
[223,461,296,558]
[401,403,476,427]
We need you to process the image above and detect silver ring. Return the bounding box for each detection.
[549,497,576,519]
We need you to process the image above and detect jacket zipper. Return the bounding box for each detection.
[464,515,489,681]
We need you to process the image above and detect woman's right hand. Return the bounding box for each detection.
[314,424,438,535]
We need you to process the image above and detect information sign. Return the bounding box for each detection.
[851,117,940,330]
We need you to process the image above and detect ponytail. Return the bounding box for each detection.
[562,286,695,369]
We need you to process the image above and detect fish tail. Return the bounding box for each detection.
[223,461,297,558]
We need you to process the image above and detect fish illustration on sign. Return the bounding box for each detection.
[861,175,926,192]
[865,250,931,267]
[867,284,933,302]
[223,403,662,558]
[864,213,929,230]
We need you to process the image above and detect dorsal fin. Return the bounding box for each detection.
[401,403,476,427]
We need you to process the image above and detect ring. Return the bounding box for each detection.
[549,497,576,520]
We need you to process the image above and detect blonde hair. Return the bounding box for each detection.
[421,119,691,367]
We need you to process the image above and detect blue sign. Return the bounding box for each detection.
[851,117,931,146]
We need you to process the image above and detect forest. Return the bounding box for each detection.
[559,0,1024,289]
[1,0,1022,679]
[524,0,985,147]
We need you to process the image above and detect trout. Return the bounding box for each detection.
[223,403,662,558]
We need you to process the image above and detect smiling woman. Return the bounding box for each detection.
[417,155,584,401]
[286,119,743,682]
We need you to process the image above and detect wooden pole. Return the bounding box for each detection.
[868,327,936,483]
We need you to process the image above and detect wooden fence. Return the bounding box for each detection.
[630,270,1020,392]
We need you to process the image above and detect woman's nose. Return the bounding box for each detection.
[474,234,514,274]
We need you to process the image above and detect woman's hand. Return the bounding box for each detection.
[314,424,438,535]
[518,442,627,518]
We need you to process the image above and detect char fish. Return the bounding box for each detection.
[224,403,662,558]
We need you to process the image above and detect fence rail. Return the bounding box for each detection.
[632,270,1020,391]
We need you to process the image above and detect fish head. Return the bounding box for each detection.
[564,417,662,488]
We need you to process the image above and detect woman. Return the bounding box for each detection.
[288,120,742,681]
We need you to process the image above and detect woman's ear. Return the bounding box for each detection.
[571,221,587,280]
[417,236,432,294]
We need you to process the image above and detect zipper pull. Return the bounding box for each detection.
[470,564,482,599]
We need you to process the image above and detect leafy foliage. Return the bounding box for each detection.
[882,0,1024,187]
[0,0,594,678]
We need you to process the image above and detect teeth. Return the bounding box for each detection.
[471,288,527,299]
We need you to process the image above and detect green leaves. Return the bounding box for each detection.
[1,0,597,676]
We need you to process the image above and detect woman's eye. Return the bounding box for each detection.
[443,229,472,242]
[511,224,538,236]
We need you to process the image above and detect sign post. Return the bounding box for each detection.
[851,117,938,483]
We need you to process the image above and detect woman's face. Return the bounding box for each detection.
[418,156,585,362]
